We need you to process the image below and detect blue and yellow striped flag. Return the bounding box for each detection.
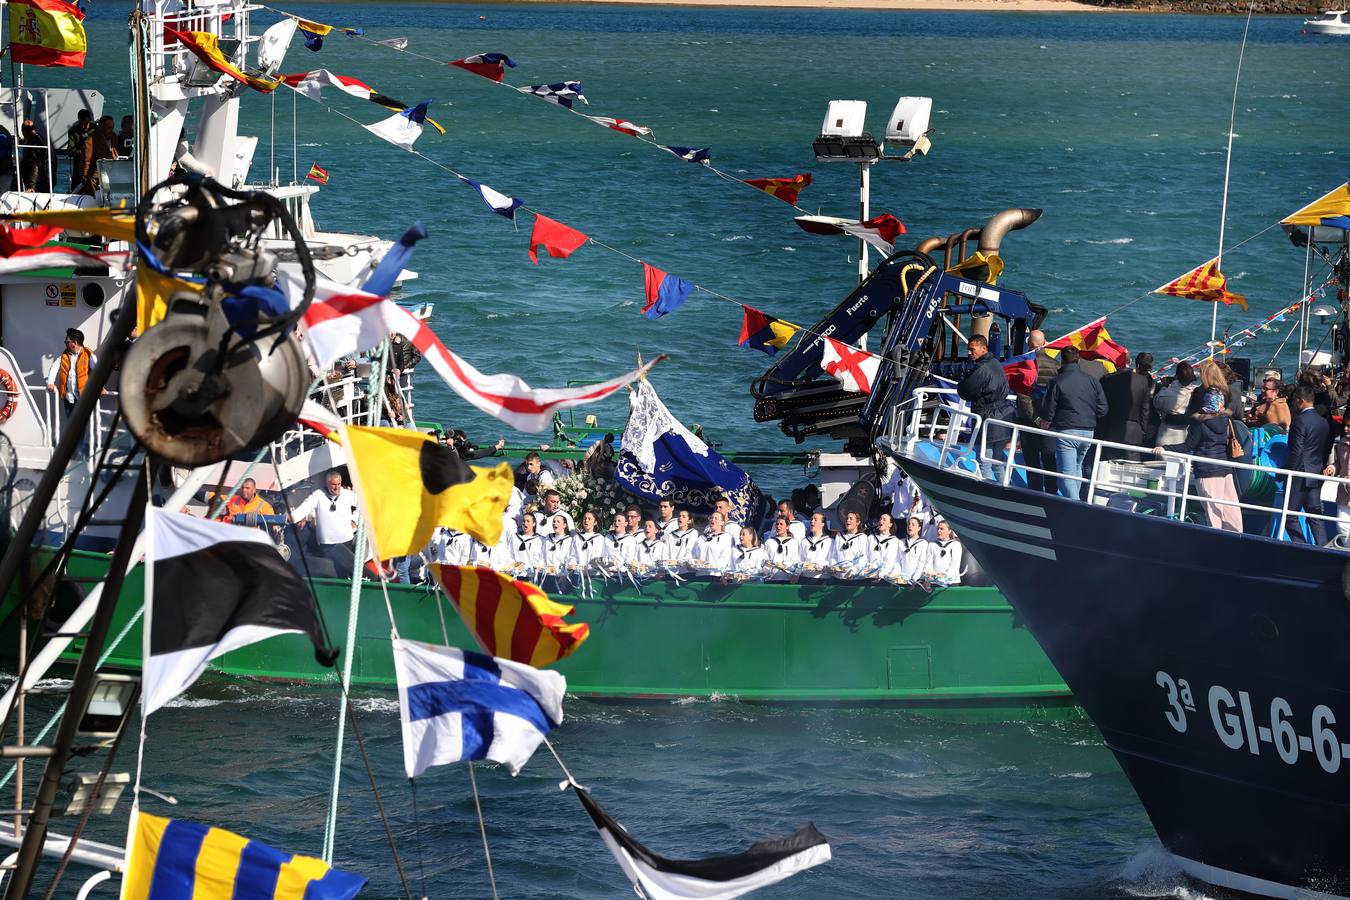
[122,813,366,899]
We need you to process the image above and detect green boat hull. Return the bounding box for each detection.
[30,549,1074,720]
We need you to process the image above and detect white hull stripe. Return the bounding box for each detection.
[917,479,1049,519]
[923,501,1053,542]
[944,520,1057,561]
[1171,854,1347,900]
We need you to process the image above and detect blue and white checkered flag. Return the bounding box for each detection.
[516,81,587,109]
[393,638,565,777]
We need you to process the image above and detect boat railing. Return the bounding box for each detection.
[887,389,1350,545]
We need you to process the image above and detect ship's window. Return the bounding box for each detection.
[82,283,105,309]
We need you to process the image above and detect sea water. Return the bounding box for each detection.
[19,4,1349,896]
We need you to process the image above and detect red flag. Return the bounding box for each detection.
[743,173,812,206]
[528,214,588,265]
[0,223,59,256]
[1046,318,1129,371]
[1002,353,1038,396]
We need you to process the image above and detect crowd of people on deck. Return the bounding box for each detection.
[0,110,135,195]
[957,328,1350,542]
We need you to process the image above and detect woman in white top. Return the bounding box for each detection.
[870,514,902,580]
[569,511,608,570]
[762,516,800,580]
[928,519,963,585]
[426,528,473,566]
[475,536,515,571]
[695,511,736,570]
[543,515,573,569]
[666,509,700,565]
[799,512,833,572]
[730,526,767,576]
[605,513,636,567]
[896,516,931,583]
[631,519,668,569]
[513,515,546,570]
[830,511,870,572]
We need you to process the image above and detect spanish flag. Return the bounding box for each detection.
[8,0,86,68]
[1155,257,1248,312]
[344,425,512,558]
[1045,317,1128,372]
[123,812,365,899]
[743,173,812,206]
[305,163,330,184]
[436,565,590,667]
[166,27,283,93]
[738,305,800,356]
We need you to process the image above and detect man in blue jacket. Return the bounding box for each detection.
[1286,384,1331,545]
[1036,347,1108,500]
[957,335,1015,481]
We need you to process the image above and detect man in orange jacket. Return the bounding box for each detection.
[46,328,102,418]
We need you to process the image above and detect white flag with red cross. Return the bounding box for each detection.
[821,337,880,395]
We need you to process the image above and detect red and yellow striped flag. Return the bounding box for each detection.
[1155,257,1248,311]
[435,565,590,667]
[165,28,282,93]
[1045,317,1129,371]
[8,0,86,68]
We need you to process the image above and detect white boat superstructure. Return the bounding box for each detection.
[1304,10,1350,34]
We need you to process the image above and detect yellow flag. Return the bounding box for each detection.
[345,425,512,559]
[135,266,201,333]
[1281,183,1350,228]
[946,250,1004,284]
[4,207,135,242]
[1155,257,1248,312]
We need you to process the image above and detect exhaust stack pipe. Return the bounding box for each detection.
[910,207,1043,279]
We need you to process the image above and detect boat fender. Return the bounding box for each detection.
[0,368,17,424]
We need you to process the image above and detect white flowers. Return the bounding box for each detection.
[553,471,633,520]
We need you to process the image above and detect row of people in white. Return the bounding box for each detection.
[425,505,963,584]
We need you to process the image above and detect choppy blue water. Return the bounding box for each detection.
[20,5,1349,896]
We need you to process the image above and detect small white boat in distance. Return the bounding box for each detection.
[1304,10,1350,34]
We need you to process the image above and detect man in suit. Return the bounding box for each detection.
[1099,352,1155,461]
[1286,384,1331,545]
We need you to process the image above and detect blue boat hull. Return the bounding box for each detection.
[893,453,1350,898]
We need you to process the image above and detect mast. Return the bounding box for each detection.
[1212,4,1255,350]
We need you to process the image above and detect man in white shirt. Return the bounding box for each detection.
[531,489,574,533]
[655,497,679,537]
[773,500,807,540]
[695,512,736,570]
[290,469,361,574]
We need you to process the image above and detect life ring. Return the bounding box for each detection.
[0,369,17,425]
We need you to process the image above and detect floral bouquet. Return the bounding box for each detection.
[553,471,633,522]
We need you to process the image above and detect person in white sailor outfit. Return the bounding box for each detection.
[474,533,515,571]
[762,516,801,581]
[531,489,575,534]
[655,498,679,537]
[666,509,700,566]
[896,516,932,583]
[543,515,573,569]
[731,526,767,576]
[773,500,808,540]
[799,512,833,574]
[632,519,668,569]
[569,511,608,570]
[870,513,902,579]
[425,527,474,566]
[710,496,743,539]
[831,511,871,573]
[605,513,637,567]
[513,515,546,570]
[928,519,964,585]
[695,511,736,571]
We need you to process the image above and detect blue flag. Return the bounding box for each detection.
[458,176,523,221]
[516,81,587,109]
[362,222,427,297]
[664,145,712,166]
[617,380,773,528]
[641,262,692,320]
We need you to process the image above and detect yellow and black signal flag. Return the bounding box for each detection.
[344,425,512,558]
[368,92,447,135]
[123,811,365,899]
[1155,256,1248,312]
[436,565,590,667]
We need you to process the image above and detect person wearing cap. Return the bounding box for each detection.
[1099,351,1155,461]
[1153,386,1243,533]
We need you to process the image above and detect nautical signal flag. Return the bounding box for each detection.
[573,785,832,900]
[1155,257,1248,312]
[0,223,58,256]
[143,509,335,715]
[123,812,366,900]
[1002,350,1039,396]
[305,163,329,185]
[744,173,812,206]
[459,175,522,221]
[376,37,409,50]
[1282,183,1350,230]
[517,81,587,109]
[1045,317,1128,371]
[296,18,331,51]
[364,99,432,150]
[739,306,800,356]
[820,337,880,394]
[586,115,653,137]
[435,565,590,667]
[664,145,712,166]
[841,213,907,255]
[4,206,135,241]
[641,262,693,320]
[451,52,517,82]
[166,28,282,93]
[343,425,513,558]
[8,0,86,68]
[282,69,373,102]
[393,638,564,777]
[529,214,588,264]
